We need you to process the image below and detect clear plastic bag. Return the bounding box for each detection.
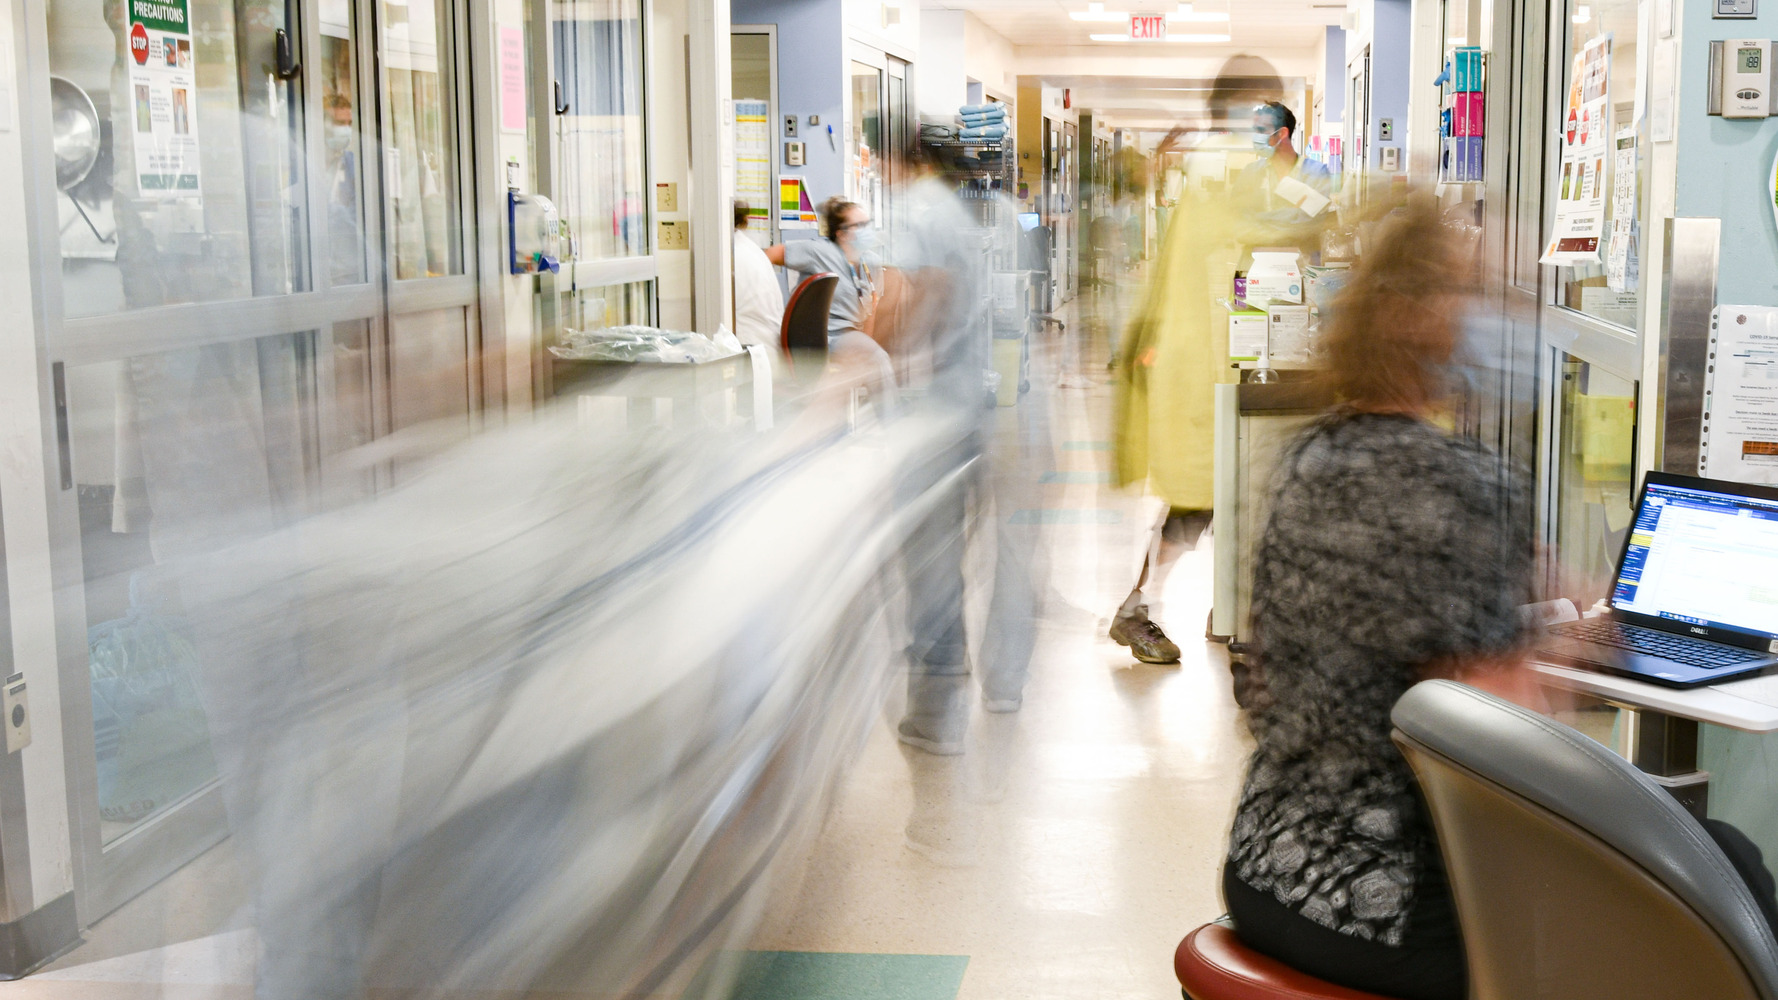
[548,325,741,364]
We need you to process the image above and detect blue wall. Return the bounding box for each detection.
[732,0,845,232]
[1678,0,1778,871]
[1674,6,1778,305]
[1367,0,1411,172]
[1323,26,1347,127]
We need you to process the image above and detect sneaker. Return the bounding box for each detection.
[1109,613,1181,664]
[898,719,965,755]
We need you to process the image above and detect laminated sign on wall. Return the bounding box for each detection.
[1701,306,1778,484]
[1541,35,1610,265]
[127,0,201,196]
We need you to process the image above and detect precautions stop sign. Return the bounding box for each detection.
[129,22,149,64]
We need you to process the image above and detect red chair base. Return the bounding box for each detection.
[1176,923,1404,1000]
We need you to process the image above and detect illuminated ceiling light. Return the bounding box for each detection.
[1070,2,1128,20]
[1572,3,1591,22]
[1167,1,1230,21]
[1088,31,1231,41]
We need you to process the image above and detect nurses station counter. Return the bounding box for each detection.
[1211,373,1335,648]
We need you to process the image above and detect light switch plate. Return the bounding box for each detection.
[654,181,678,213]
[4,674,30,754]
[657,220,689,250]
[1716,0,1756,17]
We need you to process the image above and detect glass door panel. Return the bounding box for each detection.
[379,0,465,279]
[1550,351,1638,608]
[849,61,884,224]
[553,0,649,261]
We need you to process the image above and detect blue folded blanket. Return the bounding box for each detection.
[959,102,1006,117]
[958,122,1008,140]
[962,112,1006,126]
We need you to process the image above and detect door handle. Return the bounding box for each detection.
[51,361,71,491]
[554,79,569,116]
[275,28,301,80]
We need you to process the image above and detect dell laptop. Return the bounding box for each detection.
[1536,471,1778,688]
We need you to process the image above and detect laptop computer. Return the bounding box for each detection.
[1535,471,1778,688]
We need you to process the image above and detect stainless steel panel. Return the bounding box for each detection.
[1658,218,1722,473]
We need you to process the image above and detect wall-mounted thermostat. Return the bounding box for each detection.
[1379,146,1400,171]
[785,141,806,166]
[1710,39,1777,117]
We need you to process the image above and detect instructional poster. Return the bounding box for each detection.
[127,0,201,195]
[733,99,771,245]
[1541,35,1611,265]
[1701,306,1778,484]
[1607,125,1638,292]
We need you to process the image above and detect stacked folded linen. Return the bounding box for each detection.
[958,122,1008,140]
[959,101,1008,127]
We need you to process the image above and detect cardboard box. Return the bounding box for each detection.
[1454,47,1483,92]
[1457,136,1484,182]
[1227,309,1269,362]
[1244,250,1303,305]
[1455,93,1484,137]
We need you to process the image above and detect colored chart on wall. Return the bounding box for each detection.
[780,175,816,229]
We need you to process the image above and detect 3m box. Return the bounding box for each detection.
[1227,309,1269,363]
[1456,137,1484,182]
[1455,93,1484,136]
[1454,47,1483,92]
[1244,250,1303,305]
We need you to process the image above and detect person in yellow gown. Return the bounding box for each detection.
[1108,58,1336,663]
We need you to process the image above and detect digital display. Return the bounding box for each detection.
[1739,47,1763,73]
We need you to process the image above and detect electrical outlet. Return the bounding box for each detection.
[4,674,29,754]
[784,115,798,137]
[655,181,678,212]
[657,220,689,251]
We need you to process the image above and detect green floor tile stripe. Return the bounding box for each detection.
[710,951,969,1000]
[1039,471,1113,484]
[1008,508,1122,525]
[1061,440,1113,451]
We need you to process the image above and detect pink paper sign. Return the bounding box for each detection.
[499,27,525,133]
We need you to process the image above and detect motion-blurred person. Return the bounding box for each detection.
[889,144,1039,760]
[1109,55,1288,663]
[731,200,784,353]
[1220,200,1527,1000]
[1233,101,1334,224]
[766,197,897,406]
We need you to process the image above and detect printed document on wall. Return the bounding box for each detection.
[1701,306,1778,484]
[733,99,772,247]
[1541,35,1611,265]
[1606,125,1638,292]
[127,0,201,197]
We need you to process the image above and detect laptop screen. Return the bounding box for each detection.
[1613,479,1778,639]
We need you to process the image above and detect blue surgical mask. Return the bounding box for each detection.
[1253,128,1277,155]
[852,226,880,253]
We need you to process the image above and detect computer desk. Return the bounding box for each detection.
[1528,660,1778,819]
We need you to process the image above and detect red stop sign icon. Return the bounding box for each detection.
[130,22,149,65]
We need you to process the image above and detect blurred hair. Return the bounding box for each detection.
[819,195,858,240]
[1208,54,1282,126]
[1256,100,1297,138]
[733,199,751,230]
[1321,197,1480,413]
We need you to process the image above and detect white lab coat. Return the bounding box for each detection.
[732,230,785,351]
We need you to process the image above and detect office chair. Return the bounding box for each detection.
[1175,919,1402,1000]
[781,272,839,357]
[1392,679,1778,1000]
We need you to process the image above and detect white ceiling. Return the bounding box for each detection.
[928,0,1344,51]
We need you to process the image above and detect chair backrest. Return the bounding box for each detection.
[1391,680,1778,1000]
[781,272,839,356]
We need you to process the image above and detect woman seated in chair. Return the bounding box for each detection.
[766,196,897,402]
[1220,200,1530,1000]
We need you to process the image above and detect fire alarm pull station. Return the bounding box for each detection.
[1711,39,1777,117]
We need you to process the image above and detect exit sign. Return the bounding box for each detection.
[1130,13,1166,39]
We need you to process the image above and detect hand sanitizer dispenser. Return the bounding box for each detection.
[508,190,562,275]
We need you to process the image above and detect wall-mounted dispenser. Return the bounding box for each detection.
[509,191,562,275]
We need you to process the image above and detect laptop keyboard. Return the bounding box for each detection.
[1551,619,1767,670]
